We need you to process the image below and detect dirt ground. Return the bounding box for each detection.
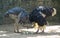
[0,24,60,38]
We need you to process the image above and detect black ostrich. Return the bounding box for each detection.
[29,6,56,33]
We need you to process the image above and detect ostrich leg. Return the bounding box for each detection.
[34,23,46,33]
[14,19,19,33]
[35,27,39,33]
[33,22,39,33]
[39,25,46,33]
[9,14,19,33]
[14,19,20,33]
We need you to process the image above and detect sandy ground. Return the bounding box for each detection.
[0,24,60,38]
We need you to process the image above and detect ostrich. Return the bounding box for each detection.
[4,7,29,33]
[29,6,56,33]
